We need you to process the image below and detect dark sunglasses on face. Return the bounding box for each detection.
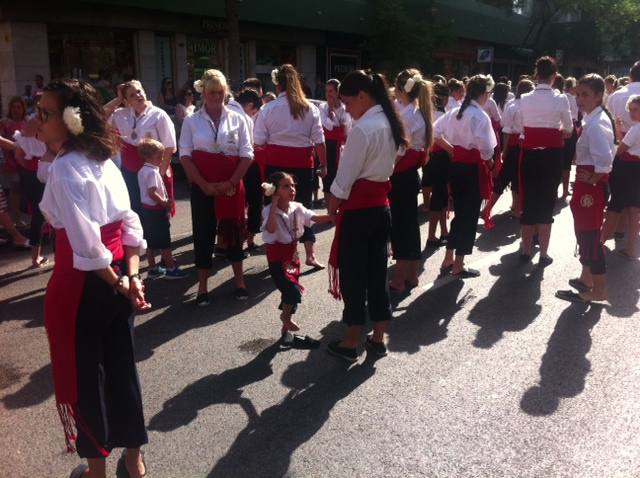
[37,106,60,123]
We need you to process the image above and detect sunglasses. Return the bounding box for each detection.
[36,106,60,123]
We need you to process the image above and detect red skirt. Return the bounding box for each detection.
[570,165,608,231]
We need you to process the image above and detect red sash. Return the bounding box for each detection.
[507,133,521,148]
[21,158,40,172]
[394,148,427,174]
[522,127,564,150]
[452,146,492,200]
[191,150,246,247]
[431,143,446,154]
[266,242,304,293]
[254,145,268,180]
[121,141,145,172]
[619,151,640,162]
[328,179,391,299]
[142,203,166,211]
[324,125,347,167]
[265,144,314,169]
[570,165,608,231]
[44,221,125,455]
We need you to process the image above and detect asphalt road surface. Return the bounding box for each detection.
[1,177,639,478]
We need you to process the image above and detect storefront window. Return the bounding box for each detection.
[187,36,225,85]
[48,26,135,103]
[256,42,297,93]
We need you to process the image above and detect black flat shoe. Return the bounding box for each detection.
[327,340,358,363]
[234,288,249,300]
[538,255,553,267]
[519,254,532,264]
[365,335,388,357]
[426,238,444,248]
[439,264,453,275]
[196,293,210,307]
[555,289,590,304]
[453,268,481,279]
[569,278,592,293]
[118,449,147,477]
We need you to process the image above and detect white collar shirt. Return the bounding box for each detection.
[519,84,573,134]
[179,106,253,159]
[399,102,427,151]
[501,99,523,134]
[575,106,615,173]
[433,101,497,161]
[260,201,315,244]
[253,92,324,147]
[137,163,167,206]
[330,104,398,199]
[566,93,579,121]
[445,96,462,112]
[109,103,176,151]
[483,97,502,123]
[606,82,640,133]
[318,101,352,135]
[621,123,640,156]
[39,151,146,270]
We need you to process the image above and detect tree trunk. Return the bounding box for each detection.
[226,0,241,89]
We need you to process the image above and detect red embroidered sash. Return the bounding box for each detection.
[266,242,304,293]
[394,148,427,174]
[570,165,608,231]
[452,146,492,200]
[191,150,246,247]
[619,151,640,162]
[328,179,391,299]
[522,127,564,150]
[507,133,521,148]
[44,221,124,455]
[21,158,40,172]
[265,144,314,169]
[254,145,268,180]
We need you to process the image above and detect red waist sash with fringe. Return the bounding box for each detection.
[394,148,427,174]
[266,242,304,293]
[570,165,609,231]
[265,144,314,169]
[452,146,492,200]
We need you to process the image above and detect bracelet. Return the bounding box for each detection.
[113,275,125,291]
[129,273,141,281]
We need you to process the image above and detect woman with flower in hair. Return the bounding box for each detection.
[260,171,332,347]
[434,75,497,278]
[388,68,433,292]
[38,79,150,478]
[180,69,253,305]
[254,64,327,270]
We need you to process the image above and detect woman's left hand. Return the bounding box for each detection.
[130,276,152,311]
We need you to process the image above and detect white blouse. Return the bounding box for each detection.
[621,123,640,157]
[575,107,615,173]
[519,84,573,134]
[445,97,462,112]
[433,101,497,161]
[501,99,524,135]
[607,82,640,133]
[39,151,146,271]
[179,106,253,159]
[109,103,177,151]
[399,102,427,151]
[566,93,579,122]
[261,201,315,244]
[253,93,324,147]
[318,102,352,135]
[483,97,502,124]
[330,104,399,200]
[137,163,167,206]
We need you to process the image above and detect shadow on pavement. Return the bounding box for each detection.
[1,363,53,409]
[520,302,603,416]
[605,250,640,318]
[467,251,544,349]
[474,211,521,252]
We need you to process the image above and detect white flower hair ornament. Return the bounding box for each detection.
[485,75,495,93]
[63,107,84,136]
[193,79,204,94]
[404,74,422,93]
[261,182,276,197]
[271,68,279,86]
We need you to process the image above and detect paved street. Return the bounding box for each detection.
[1,176,640,478]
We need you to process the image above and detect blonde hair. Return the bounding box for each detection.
[395,68,434,150]
[194,69,228,94]
[273,64,310,120]
[138,137,164,160]
[626,94,640,112]
[122,80,145,98]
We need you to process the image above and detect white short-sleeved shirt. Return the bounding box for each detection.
[519,84,573,134]
[179,106,253,159]
[445,97,462,112]
[621,123,640,156]
[109,103,177,151]
[14,131,46,159]
[501,99,524,135]
[575,107,615,173]
[39,151,146,270]
[227,98,255,144]
[399,102,427,151]
[607,82,640,133]
[483,97,502,124]
[329,104,399,200]
[37,161,51,184]
[433,101,497,161]
[318,102,352,135]
[253,93,325,147]
[566,93,579,122]
[137,163,167,206]
[261,201,314,244]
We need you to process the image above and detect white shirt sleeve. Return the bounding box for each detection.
[14,131,47,159]
[473,115,498,161]
[156,110,177,152]
[433,111,449,140]
[559,95,573,134]
[236,114,254,159]
[299,204,315,227]
[309,105,325,145]
[589,122,615,173]
[179,116,194,157]
[253,107,269,146]
[37,161,51,184]
[330,127,368,199]
[622,126,640,149]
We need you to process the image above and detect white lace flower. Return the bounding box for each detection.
[404,74,422,93]
[261,182,276,197]
[485,74,495,93]
[271,69,279,86]
[193,79,204,94]
[62,107,84,136]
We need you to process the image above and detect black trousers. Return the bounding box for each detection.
[265,165,315,243]
[190,185,243,269]
[19,168,45,246]
[389,168,421,260]
[608,159,640,212]
[447,162,481,256]
[322,139,339,193]
[268,261,302,313]
[493,146,520,195]
[140,208,171,250]
[520,148,563,225]
[245,162,263,234]
[75,269,147,458]
[121,168,141,216]
[339,207,392,326]
[576,230,606,275]
[422,150,451,212]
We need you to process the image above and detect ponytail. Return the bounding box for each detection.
[602,105,619,145]
[396,68,434,150]
[371,74,409,149]
[274,64,310,120]
[456,74,494,120]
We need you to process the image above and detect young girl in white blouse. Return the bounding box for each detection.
[261,171,331,347]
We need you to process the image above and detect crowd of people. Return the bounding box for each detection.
[1,56,639,478]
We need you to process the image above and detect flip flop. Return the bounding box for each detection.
[118,449,147,477]
[305,260,326,270]
[439,264,453,275]
[453,268,481,279]
[555,289,590,304]
[568,278,592,293]
[69,464,88,478]
[29,257,49,269]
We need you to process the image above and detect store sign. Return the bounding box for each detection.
[477,47,494,63]
[202,19,227,36]
[329,52,360,80]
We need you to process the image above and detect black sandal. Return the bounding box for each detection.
[453,268,480,279]
[439,264,453,275]
[555,289,590,304]
[568,278,592,293]
[118,449,147,477]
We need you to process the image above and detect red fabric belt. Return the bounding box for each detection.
[142,203,166,211]
[328,179,390,299]
[394,148,426,173]
[507,133,521,148]
[45,221,124,455]
[619,151,640,162]
[522,127,564,150]
[453,146,491,200]
[431,144,446,153]
[265,144,314,169]
[121,141,144,172]
[570,165,608,231]
[21,158,40,172]
[266,242,304,293]
[324,125,346,168]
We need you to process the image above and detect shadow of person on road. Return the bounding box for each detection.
[474,211,521,252]
[207,330,377,477]
[0,288,46,327]
[387,278,466,354]
[604,251,640,318]
[520,302,603,416]
[467,251,544,349]
[1,363,53,409]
